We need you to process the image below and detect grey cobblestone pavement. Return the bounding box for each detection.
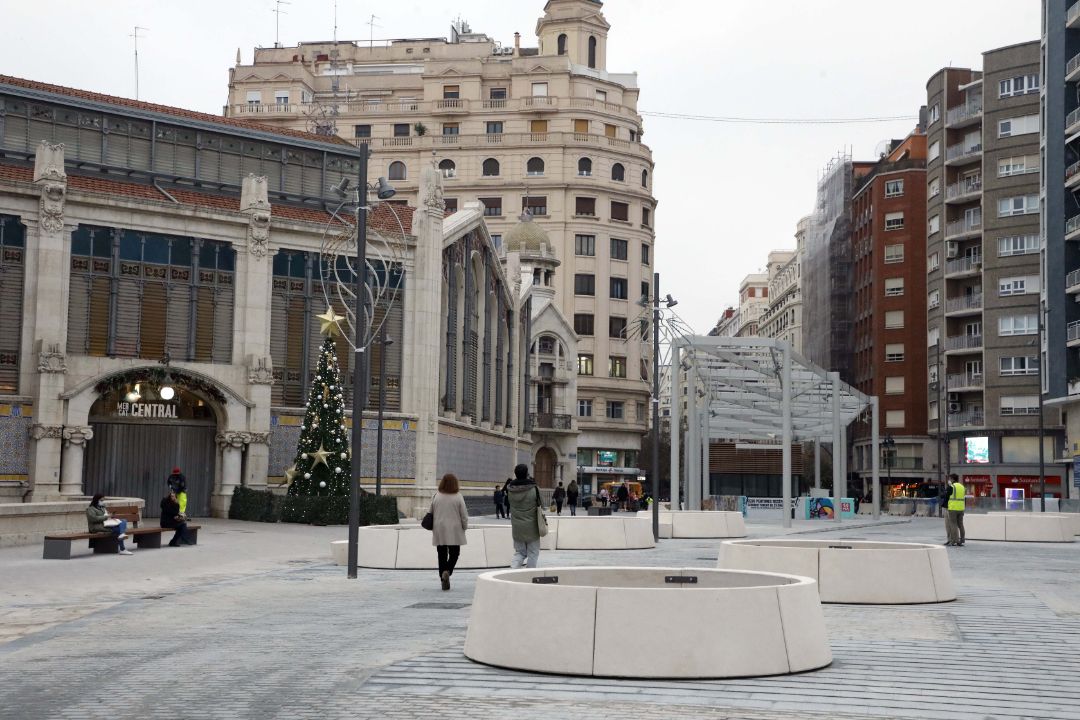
[1,516,1078,719]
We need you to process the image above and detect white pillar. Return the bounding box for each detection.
[60,426,93,496]
[781,345,792,529]
[840,424,848,511]
[669,344,681,510]
[831,372,842,523]
[214,432,247,517]
[700,412,709,506]
[687,356,699,511]
[814,437,821,489]
[871,397,880,519]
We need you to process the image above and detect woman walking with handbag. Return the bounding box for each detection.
[431,473,469,591]
[507,463,544,568]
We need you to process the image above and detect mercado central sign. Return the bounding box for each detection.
[115,402,179,419]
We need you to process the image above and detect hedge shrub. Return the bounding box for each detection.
[279,492,399,526]
[228,485,281,523]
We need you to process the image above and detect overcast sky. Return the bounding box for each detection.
[4,1,1040,332]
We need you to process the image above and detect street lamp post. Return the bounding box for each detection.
[375,324,394,496]
[1037,304,1046,511]
[651,272,661,542]
[347,147,371,580]
[881,433,895,493]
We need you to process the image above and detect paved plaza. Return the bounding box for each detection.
[1,516,1078,720]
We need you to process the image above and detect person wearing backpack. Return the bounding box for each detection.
[507,463,543,568]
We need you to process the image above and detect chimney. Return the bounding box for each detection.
[514,32,521,50]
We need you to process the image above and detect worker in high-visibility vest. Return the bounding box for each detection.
[945,473,967,546]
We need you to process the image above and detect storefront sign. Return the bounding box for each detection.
[115,402,179,419]
[581,466,640,475]
[1073,457,1080,488]
[746,497,784,510]
[999,475,1056,485]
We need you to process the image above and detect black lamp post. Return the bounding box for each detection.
[375,324,394,496]
[881,433,895,494]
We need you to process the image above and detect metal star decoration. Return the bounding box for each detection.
[311,444,331,468]
[317,307,344,337]
[283,464,298,484]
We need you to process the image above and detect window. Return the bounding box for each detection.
[588,36,597,68]
[443,198,458,214]
[575,197,596,216]
[480,197,502,216]
[353,124,371,138]
[388,161,407,180]
[578,399,592,417]
[928,176,941,198]
[998,155,1038,177]
[997,194,1039,217]
[998,74,1039,98]
[884,278,904,297]
[574,235,595,256]
[609,316,627,339]
[557,34,568,55]
[481,158,500,177]
[999,314,1037,336]
[928,252,940,272]
[885,343,905,362]
[885,212,904,231]
[486,121,503,135]
[606,401,624,420]
[642,169,649,188]
[530,119,549,134]
[610,277,628,300]
[522,196,547,216]
[998,234,1040,256]
[999,276,1039,296]
[489,87,507,100]
[578,157,593,176]
[490,234,502,249]
[928,326,940,347]
[442,123,459,136]
[928,103,940,125]
[577,354,594,376]
[574,273,595,296]
[885,410,906,428]
[604,124,617,138]
[393,123,410,137]
[884,244,904,263]
[1000,395,1040,416]
[1000,356,1039,376]
[595,89,607,102]
[885,179,904,197]
[442,85,460,99]
[611,201,629,222]
[641,243,651,265]
[998,114,1039,137]
[438,159,456,178]
[885,310,905,329]
[574,314,595,336]
[885,377,905,395]
[609,356,627,378]
[642,207,652,227]
[531,82,548,97]
[245,90,261,106]
[610,238,628,260]
[928,215,940,235]
[928,141,940,162]
[611,163,625,182]
[928,289,941,309]
[526,157,545,176]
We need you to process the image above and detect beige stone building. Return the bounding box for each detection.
[223,0,654,491]
[758,220,806,352]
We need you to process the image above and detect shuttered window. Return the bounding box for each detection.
[0,216,25,393]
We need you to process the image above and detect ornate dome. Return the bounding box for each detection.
[504,212,551,254]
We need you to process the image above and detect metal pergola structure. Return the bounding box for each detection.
[668,336,880,528]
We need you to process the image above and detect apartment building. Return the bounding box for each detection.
[850,130,931,495]
[735,272,770,337]
[759,222,805,353]
[224,0,655,487]
[925,42,1066,499]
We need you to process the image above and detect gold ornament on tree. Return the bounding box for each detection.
[316,307,345,337]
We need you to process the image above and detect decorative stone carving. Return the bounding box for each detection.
[33,141,67,183]
[246,432,271,445]
[37,342,67,374]
[34,141,68,233]
[421,165,444,212]
[247,356,274,384]
[241,174,271,260]
[29,424,64,441]
[39,181,67,232]
[62,426,94,447]
[216,431,253,449]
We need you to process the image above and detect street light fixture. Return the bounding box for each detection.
[375,326,395,496]
[880,433,895,495]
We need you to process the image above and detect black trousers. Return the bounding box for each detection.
[437,545,461,576]
[166,522,192,545]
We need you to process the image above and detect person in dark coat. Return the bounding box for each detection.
[502,478,513,518]
[167,467,188,515]
[160,491,194,547]
[552,482,566,515]
[616,483,629,511]
[493,486,506,519]
[566,480,579,516]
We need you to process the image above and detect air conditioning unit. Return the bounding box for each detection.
[948,392,960,402]
[946,241,959,258]
[948,402,962,413]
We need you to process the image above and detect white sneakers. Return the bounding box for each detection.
[117,534,129,541]
[118,550,133,556]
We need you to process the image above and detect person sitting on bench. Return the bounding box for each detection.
[86,494,132,556]
[160,491,194,547]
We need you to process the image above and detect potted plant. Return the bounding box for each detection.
[413,122,427,136]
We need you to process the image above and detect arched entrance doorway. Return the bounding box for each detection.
[535,447,557,489]
[83,380,219,518]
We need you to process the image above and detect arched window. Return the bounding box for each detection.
[611,163,625,182]
[388,161,406,181]
[482,158,500,177]
[641,168,649,188]
[557,34,568,55]
[578,157,592,177]
[438,158,456,178]
[527,157,545,176]
[588,36,597,68]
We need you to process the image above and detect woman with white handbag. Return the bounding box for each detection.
[86,494,132,556]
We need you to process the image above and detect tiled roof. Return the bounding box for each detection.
[0,74,356,149]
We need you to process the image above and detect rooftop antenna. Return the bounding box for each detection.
[131,26,148,100]
[366,14,381,51]
[330,0,341,101]
[272,0,290,48]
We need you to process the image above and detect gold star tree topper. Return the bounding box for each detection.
[317,307,344,337]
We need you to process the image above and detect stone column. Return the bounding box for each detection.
[213,431,250,517]
[60,426,93,496]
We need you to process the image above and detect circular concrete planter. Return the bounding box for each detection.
[464,566,831,678]
[539,516,655,550]
[967,513,1077,543]
[635,510,747,538]
[717,539,956,604]
[331,524,513,569]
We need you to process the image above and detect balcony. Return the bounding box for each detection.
[944,178,982,204]
[949,408,985,428]
[362,131,653,160]
[432,98,468,115]
[522,96,558,112]
[944,334,983,353]
[1067,268,1080,294]
[1068,107,1080,137]
[945,293,983,316]
[944,216,981,241]
[945,100,983,129]
[528,413,574,432]
[1069,1,1080,29]
[1068,160,1080,190]
[947,372,984,391]
[1068,214,1080,241]
[945,142,982,166]
[1069,320,1080,346]
[944,255,982,278]
[228,102,300,116]
[1069,51,1080,83]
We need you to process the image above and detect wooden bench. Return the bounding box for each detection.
[43,524,201,560]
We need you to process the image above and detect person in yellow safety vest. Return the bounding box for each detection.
[945,473,967,547]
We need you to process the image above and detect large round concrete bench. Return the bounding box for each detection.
[636,510,747,538]
[717,539,955,604]
[539,516,655,550]
[966,513,1077,543]
[464,567,831,678]
[331,524,513,569]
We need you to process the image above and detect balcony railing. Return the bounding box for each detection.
[947,372,984,390]
[945,255,982,276]
[949,409,985,427]
[354,131,653,160]
[1068,160,1080,185]
[946,142,982,163]
[1069,320,1080,342]
[946,101,983,127]
[1067,268,1080,291]
[528,413,573,430]
[1069,214,1080,238]
[945,293,983,313]
[945,178,982,200]
[1069,51,1080,79]
[945,334,983,352]
[945,216,982,239]
[1069,1,1080,27]
[1068,107,1080,133]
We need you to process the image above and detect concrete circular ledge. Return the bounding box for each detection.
[717,539,956,604]
[331,524,513,569]
[635,510,748,538]
[464,566,831,678]
[539,516,655,550]
[967,513,1078,543]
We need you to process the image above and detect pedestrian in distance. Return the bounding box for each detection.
[160,491,195,547]
[167,466,188,515]
[86,494,132,555]
[431,473,469,590]
[502,478,513,518]
[553,481,566,515]
[616,483,629,512]
[493,486,506,519]
[507,463,543,568]
[598,486,609,507]
[566,479,579,516]
[944,473,967,547]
